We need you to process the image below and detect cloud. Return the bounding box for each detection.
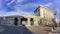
[17,0,24,3]
[0,3,36,16]
[0,10,34,16]
[43,2,60,18]
[16,3,38,12]
[0,11,6,16]
[5,11,33,16]
[8,3,37,16]
[43,3,56,11]
[44,3,53,7]
[7,0,16,5]
[0,0,60,18]
[56,9,60,17]
[0,8,35,16]
[0,0,2,10]
[0,0,37,16]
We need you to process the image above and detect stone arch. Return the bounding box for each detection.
[30,18,34,25]
[14,18,18,25]
[20,17,27,26]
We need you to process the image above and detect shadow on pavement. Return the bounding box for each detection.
[0,25,33,34]
[19,26,33,34]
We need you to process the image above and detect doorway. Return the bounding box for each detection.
[20,18,27,26]
[14,18,18,25]
[30,18,34,25]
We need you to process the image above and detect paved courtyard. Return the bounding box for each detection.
[1,25,60,34]
[0,25,50,34]
[54,27,60,34]
[0,25,33,34]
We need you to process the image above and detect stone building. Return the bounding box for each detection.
[0,5,55,26]
[0,16,34,26]
[34,5,55,18]
[34,5,55,26]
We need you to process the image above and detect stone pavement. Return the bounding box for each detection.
[0,25,54,34]
[53,27,60,34]
[26,26,52,34]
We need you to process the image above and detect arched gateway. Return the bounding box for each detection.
[14,18,18,25]
[20,18,27,26]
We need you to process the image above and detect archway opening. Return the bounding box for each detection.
[14,18,18,25]
[21,18,27,26]
[30,18,34,25]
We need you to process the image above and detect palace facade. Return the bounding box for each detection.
[0,5,56,26]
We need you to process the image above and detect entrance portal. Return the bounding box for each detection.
[14,18,18,25]
[30,18,34,25]
[20,18,27,26]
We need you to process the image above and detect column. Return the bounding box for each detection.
[27,18,31,26]
[34,17,39,26]
[18,18,20,25]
